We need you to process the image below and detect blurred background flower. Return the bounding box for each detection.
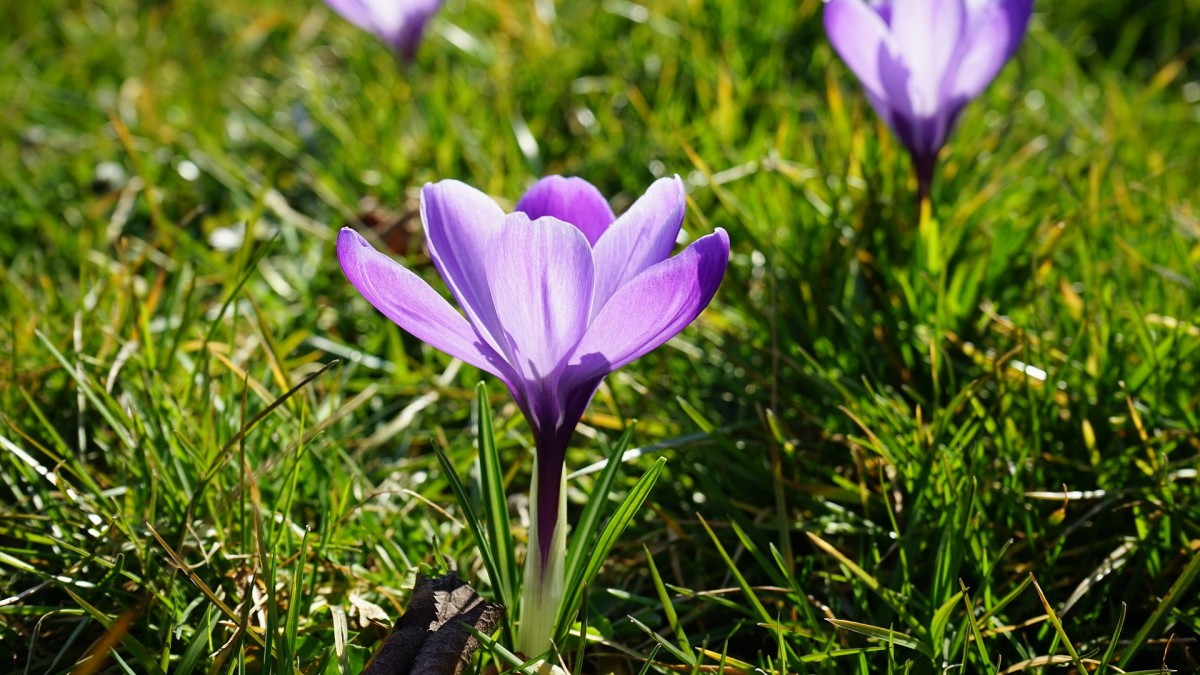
[824,0,1034,198]
[325,0,446,60]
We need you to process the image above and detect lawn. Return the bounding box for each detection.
[2,0,1198,673]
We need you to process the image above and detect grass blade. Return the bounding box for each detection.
[474,382,516,641]
[827,619,930,658]
[644,545,692,657]
[697,515,776,630]
[958,581,991,670]
[1029,574,1088,675]
[431,442,505,613]
[1117,547,1200,669]
[562,425,636,604]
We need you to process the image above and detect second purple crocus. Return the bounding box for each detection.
[338,175,729,653]
[325,0,446,60]
[824,0,1034,198]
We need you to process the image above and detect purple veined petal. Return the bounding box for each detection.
[385,1,444,60]
[568,228,730,385]
[515,176,616,246]
[997,0,1035,59]
[963,0,1032,56]
[824,0,895,101]
[951,0,1033,100]
[871,1,893,26]
[874,49,926,149]
[876,47,954,165]
[484,213,596,385]
[421,180,510,359]
[590,175,686,315]
[889,0,966,116]
[336,228,510,380]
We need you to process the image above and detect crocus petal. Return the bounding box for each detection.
[325,0,445,58]
[876,52,949,161]
[485,214,595,383]
[951,0,1032,100]
[336,228,508,379]
[591,176,686,314]
[515,176,616,246]
[873,3,893,25]
[386,6,441,60]
[569,228,729,384]
[325,0,379,34]
[824,0,894,100]
[890,0,966,116]
[421,180,510,358]
[997,0,1034,59]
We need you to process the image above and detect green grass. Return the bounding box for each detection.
[2,0,1199,672]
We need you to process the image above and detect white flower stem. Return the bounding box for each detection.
[518,454,567,657]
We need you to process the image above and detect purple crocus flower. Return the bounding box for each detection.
[824,0,1034,197]
[337,175,729,651]
[325,0,446,60]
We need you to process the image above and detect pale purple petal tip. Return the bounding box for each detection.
[571,227,730,383]
[325,0,376,33]
[421,180,509,357]
[515,176,616,246]
[325,0,446,59]
[824,0,893,100]
[591,175,687,312]
[335,227,506,378]
[952,0,1033,100]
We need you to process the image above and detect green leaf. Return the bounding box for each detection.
[628,615,695,666]
[174,605,215,675]
[474,382,517,641]
[280,527,310,670]
[431,442,505,616]
[957,582,990,670]
[827,619,931,659]
[556,455,664,642]
[644,545,692,657]
[1029,574,1089,675]
[928,590,963,658]
[1118,547,1200,668]
[559,425,635,621]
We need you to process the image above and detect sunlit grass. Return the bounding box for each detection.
[1,0,1197,673]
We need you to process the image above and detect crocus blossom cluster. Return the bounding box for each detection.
[325,0,445,60]
[337,175,729,652]
[824,0,1034,195]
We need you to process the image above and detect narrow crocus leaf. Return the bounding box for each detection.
[325,0,446,60]
[337,174,730,654]
[824,0,1033,196]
